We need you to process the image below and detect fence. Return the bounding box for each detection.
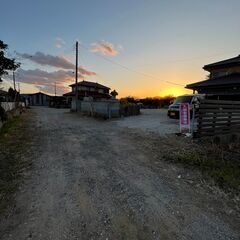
[195,99,240,137]
[72,99,120,119]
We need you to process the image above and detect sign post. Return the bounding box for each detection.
[180,103,190,134]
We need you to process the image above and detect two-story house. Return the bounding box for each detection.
[186,54,240,100]
[63,80,111,103]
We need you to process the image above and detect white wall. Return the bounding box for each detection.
[1,102,16,112]
[0,102,25,112]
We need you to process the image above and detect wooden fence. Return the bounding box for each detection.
[195,99,240,137]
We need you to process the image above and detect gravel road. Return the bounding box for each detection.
[116,109,179,136]
[0,107,239,240]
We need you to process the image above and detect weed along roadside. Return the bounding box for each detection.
[0,111,33,214]
[162,137,240,194]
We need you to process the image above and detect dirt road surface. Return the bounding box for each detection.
[116,109,179,136]
[0,107,239,240]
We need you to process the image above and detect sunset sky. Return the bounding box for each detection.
[1,0,240,98]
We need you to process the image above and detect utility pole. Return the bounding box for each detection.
[18,83,20,94]
[13,71,15,90]
[75,41,78,111]
[54,82,57,97]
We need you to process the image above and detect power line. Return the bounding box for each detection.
[80,44,184,87]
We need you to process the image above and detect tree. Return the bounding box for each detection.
[110,89,118,99]
[0,40,20,82]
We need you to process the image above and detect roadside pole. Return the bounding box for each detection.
[13,71,17,102]
[54,82,57,97]
[75,41,78,111]
[13,71,16,90]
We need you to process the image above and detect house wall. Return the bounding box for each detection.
[72,86,109,94]
[28,94,50,106]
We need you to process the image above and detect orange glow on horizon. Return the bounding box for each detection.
[118,86,192,99]
[158,87,191,97]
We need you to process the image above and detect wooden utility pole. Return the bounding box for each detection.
[75,41,79,111]
[54,82,57,96]
[13,71,16,90]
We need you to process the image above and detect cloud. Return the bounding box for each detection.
[13,68,84,94]
[79,66,96,76]
[91,40,119,56]
[17,52,74,69]
[54,37,66,48]
[14,51,97,94]
[17,52,96,76]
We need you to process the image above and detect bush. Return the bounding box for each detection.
[120,102,140,116]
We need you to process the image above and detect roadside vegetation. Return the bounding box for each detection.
[0,112,32,214]
[161,137,240,195]
[120,95,175,109]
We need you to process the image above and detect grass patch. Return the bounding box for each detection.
[164,139,240,193]
[0,112,33,214]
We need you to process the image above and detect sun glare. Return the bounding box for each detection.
[159,87,191,97]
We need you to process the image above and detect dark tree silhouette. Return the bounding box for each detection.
[0,40,20,82]
[110,89,118,98]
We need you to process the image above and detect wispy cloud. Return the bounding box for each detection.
[91,40,120,56]
[14,68,77,94]
[54,37,66,48]
[17,52,74,69]
[79,66,96,76]
[17,52,96,76]
[14,51,97,93]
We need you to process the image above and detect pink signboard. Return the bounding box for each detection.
[180,103,190,133]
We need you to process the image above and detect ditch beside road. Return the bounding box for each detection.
[0,107,239,240]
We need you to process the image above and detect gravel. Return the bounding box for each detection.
[0,107,239,240]
[115,109,179,136]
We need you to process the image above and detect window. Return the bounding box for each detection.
[173,96,192,104]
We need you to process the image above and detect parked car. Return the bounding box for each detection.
[168,94,205,119]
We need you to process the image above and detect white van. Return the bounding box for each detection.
[168,94,205,119]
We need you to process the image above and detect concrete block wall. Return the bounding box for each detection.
[72,99,120,119]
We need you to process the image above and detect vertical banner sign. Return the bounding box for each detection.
[180,103,190,133]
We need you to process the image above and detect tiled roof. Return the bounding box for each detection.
[186,73,240,90]
[203,55,240,71]
[69,80,110,90]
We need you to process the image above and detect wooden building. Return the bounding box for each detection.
[186,55,240,100]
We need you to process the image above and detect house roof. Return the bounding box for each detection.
[69,80,110,90]
[203,55,240,71]
[186,73,240,90]
[21,92,51,96]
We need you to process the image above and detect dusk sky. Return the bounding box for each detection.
[1,0,240,97]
